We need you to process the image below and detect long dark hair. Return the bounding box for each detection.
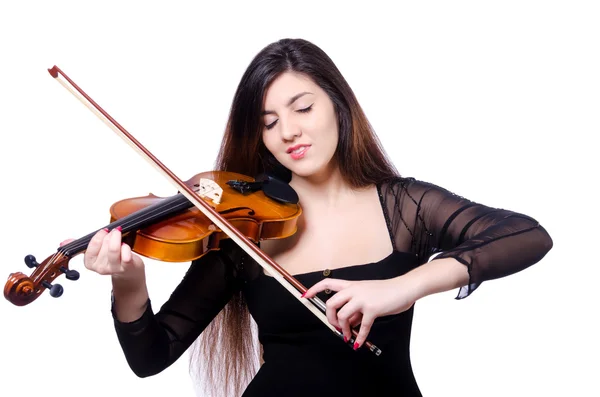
[190,38,399,396]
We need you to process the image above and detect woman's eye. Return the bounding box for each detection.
[265,120,278,130]
[297,104,313,113]
[264,104,312,130]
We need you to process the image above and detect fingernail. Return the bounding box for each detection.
[103,228,109,232]
[300,292,306,298]
[116,226,122,231]
[344,336,348,343]
[335,326,342,332]
[353,342,360,350]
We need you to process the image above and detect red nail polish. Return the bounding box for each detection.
[344,336,348,343]
[300,292,306,298]
[353,342,359,350]
[116,226,122,231]
[103,228,109,232]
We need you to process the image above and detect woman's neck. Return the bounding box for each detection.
[290,165,356,208]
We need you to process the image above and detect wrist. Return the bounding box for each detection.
[395,271,428,303]
[111,271,147,297]
[399,257,470,301]
[387,272,425,305]
[111,265,146,285]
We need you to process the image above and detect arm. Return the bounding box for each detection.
[391,177,554,299]
[303,177,553,347]
[111,238,244,377]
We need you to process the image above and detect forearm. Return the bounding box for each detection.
[110,247,243,378]
[403,257,470,301]
[110,273,175,378]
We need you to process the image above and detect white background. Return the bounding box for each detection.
[1,1,598,396]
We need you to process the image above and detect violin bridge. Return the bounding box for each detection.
[197,178,223,205]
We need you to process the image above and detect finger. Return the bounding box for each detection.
[354,313,376,350]
[342,312,362,343]
[106,227,123,271]
[120,242,133,266]
[325,291,351,330]
[348,312,362,328]
[59,238,75,247]
[336,300,361,342]
[84,229,109,268]
[303,278,353,298]
[121,243,145,277]
[95,232,112,268]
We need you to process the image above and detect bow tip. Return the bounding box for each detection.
[48,66,59,78]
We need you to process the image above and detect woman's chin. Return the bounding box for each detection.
[287,162,335,181]
[287,163,319,178]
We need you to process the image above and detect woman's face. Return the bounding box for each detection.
[261,71,339,179]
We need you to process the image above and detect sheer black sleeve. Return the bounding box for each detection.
[110,238,245,377]
[379,177,553,299]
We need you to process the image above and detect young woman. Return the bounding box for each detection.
[68,38,553,396]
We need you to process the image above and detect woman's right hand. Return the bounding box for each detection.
[60,227,145,282]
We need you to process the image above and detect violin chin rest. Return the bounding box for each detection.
[257,173,299,204]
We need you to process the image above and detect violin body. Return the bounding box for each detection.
[112,170,301,262]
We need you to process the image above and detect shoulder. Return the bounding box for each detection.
[379,176,462,196]
[377,176,468,210]
[377,175,434,198]
[377,175,413,192]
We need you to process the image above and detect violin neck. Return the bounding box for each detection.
[58,193,193,257]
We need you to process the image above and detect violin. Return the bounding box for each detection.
[3,66,382,356]
[4,170,301,305]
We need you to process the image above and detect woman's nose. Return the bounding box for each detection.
[278,118,302,141]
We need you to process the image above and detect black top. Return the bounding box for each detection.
[111,177,553,396]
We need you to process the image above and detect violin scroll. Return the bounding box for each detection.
[4,253,79,306]
[4,272,36,306]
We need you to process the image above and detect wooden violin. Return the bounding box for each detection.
[3,66,382,356]
[4,170,301,306]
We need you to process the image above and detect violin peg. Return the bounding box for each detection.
[41,281,63,298]
[60,266,80,281]
[24,254,39,268]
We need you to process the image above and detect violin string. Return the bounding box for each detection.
[111,185,219,239]
[63,194,190,255]
[44,249,67,277]
[60,185,215,257]
[115,186,216,234]
[45,252,60,270]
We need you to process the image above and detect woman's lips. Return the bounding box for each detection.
[289,145,310,160]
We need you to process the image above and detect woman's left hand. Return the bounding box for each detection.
[302,276,420,349]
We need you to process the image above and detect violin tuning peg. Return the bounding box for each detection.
[41,281,63,298]
[24,254,39,268]
[60,266,80,281]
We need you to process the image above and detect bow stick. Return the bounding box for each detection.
[48,65,382,356]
